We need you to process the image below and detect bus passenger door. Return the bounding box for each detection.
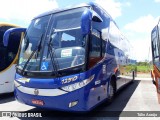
[87,29,109,107]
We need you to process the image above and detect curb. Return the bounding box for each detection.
[135,77,152,81]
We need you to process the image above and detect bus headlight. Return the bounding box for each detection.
[61,75,95,92]
[14,81,21,87]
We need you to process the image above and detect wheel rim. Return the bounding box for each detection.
[109,84,114,97]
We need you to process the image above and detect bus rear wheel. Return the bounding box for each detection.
[108,78,116,103]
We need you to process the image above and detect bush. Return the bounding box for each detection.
[137,66,150,73]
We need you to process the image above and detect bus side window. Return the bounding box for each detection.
[151,27,160,61]
[152,37,159,60]
[102,40,106,57]
[89,29,102,69]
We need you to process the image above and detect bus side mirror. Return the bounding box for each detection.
[3,28,26,47]
[81,9,92,36]
[81,9,103,36]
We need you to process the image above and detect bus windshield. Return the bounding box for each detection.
[17,7,87,73]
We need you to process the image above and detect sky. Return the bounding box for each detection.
[0,0,160,62]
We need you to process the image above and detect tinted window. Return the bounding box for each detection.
[90,29,101,57]
[102,40,106,57]
[152,28,159,58]
[89,29,103,68]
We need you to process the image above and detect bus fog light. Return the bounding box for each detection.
[69,101,78,107]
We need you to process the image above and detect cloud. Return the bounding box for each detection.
[125,2,131,7]
[124,15,158,33]
[131,37,151,62]
[95,0,122,19]
[155,0,160,2]
[0,0,58,27]
[123,15,159,61]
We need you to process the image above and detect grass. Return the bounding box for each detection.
[137,65,151,73]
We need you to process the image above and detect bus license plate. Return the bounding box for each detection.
[32,99,44,106]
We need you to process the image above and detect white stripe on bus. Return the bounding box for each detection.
[15,81,68,96]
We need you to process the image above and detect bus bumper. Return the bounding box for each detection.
[14,87,88,111]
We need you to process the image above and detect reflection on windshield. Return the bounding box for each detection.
[18,7,87,73]
[18,15,51,71]
[42,27,86,71]
[46,47,85,71]
[50,28,83,49]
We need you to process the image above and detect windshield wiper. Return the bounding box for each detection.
[21,34,43,74]
[47,41,59,77]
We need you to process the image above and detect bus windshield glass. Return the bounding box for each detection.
[17,7,87,73]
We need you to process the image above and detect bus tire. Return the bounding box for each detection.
[108,76,116,103]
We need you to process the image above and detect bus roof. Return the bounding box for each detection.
[151,26,157,34]
[0,22,19,27]
[33,3,90,19]
[151,18,160,33]
[33,2,114,22]
[32,2,120,31]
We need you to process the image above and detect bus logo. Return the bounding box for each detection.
[2,112,12,117]
[61,76,78,84]
[34,89,39,95]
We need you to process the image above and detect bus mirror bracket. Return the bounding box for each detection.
[92,11,103,22]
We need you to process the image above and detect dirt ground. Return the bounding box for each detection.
[136,72,151,78]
